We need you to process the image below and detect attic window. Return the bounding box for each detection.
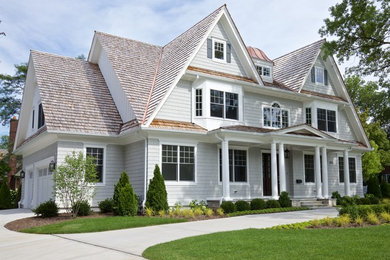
[256,66,271,77]
[311,67,328,85]
[38,103,45,129]
[214,41,224,60]
[207,38,231,63]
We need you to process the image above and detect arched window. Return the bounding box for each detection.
[263,102,289,128]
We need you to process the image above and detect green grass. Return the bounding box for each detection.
[21,216,187,234]
[227,207,309,217]
[143,225,390,260]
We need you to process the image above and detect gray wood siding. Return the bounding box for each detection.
[244,92,304,127]
[156,80,192,122]
[302,58,338,96]
[292,150,316,197]
[338,110,356,141]
[190,22,247,77]
[124,140,145,199]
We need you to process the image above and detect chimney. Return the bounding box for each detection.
[8,116,19,189]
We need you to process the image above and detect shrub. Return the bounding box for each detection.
[364,194,379,204]
[117,183,138,216]
[72,201,91,216]
[216,207,224,216]
[380,212,390,223]
[98,198,114,213]
[311,219,321,228]
[332,191,342,205]
[323,217,333,227]
[235,200,250,211]
[220,201,236,213]
[113,172,130,214]
[279,192,292,208]
[145,207,154,216]
[181,208,194,218]
[266,199,281,209]
[193,208,203,216]
[158,210,166,217]
[33,200,58,218]
[367,177,382,198]
[204,208,213,217]
[250,198,266,210]
[0,180,11,209]
[146,165,169,212]
[355,216,364,226]
[344,204,359,220]
[380,180,390,198]
[366,212,379,225]
[335,214,351,227]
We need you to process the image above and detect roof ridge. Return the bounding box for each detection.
[163,5,225,48]
[30,50,88,63]
[95,31,162,49]
[273,38,325,61]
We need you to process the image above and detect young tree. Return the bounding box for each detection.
[0,179,11,209]
[53,151,97,217]
[145,165,168,212]
[113,171,138,216]
[319,0,390,86]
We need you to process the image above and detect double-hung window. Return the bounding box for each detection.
[317,108,336,132]
[263,103,288,128]
[311,66,328,85]
[210,89,238,120]
[86,147,104,183]
[219,149,247,182]
[304,154,323,183]
[256,66,271,77]
[195,89,202,117]
[306,108,312,125]
[214,40,225,60]
[338,157,356,183]
[162,145,195,182]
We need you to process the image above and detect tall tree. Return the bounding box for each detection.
[0,63,27,125]
[319,0,390,86]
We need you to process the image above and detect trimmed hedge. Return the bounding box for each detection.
[33,200,58,218]
[266,199,281,209]
[220,201,236,214]
[235,200,250,211]
[0,180,11,209]
[73,201,91,216]
[339,204,390,218]
[250,198,266,210]
[146,165,169,212]
[227,207,309,217]
[98,198,114,213]
[367,177,382,198]
[279,192,292,208]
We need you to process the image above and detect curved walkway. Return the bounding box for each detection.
[1,208,338,260]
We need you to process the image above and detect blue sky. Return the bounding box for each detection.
[0,0,348,136]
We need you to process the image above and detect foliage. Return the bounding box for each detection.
[32,200,58,218]
[72,201,91,216]
[0,135,8,149]
[235,200,250,211]
[193,208,203,216]
[250,198,266,210]
[339,204,390,218]
[146,165,168,212]
[226,207,309,217]
[332,191,342,205]
[380,212,390,222]
[145,207,154,217]
[367,176,382,198]
[0,179,11,209]
[0,63,27,125]
[53,151,97,217]
[204,208,213,217]
[266,199,281,209]
[278,191,292,207]
[367,212,380,225]
[356,216,364,226]
[98,198,114,213]
[334,215,351,227]
[117,183,138,216]
[270,221,312,230]
[380,179,390,198]
[216,207,224,216]
[319,0,390,87]
[220,201,235,213]
[158,210,165,217]
[189,200,207,211]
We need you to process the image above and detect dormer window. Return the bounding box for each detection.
[256,66,271,77]
[263,102,289,128]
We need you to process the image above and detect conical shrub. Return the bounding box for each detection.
[113,171,137,215]
[0,180,11,209]
[145,164,168,212]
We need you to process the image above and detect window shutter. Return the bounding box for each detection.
[207,39,212,59]
[226,43,231,63]
[324,69,328,85]
[311,67,315,83]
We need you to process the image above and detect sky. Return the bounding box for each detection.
[0,0,347,136]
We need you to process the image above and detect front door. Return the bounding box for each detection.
[262,153,279,196]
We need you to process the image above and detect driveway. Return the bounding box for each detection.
[1,208,338,259]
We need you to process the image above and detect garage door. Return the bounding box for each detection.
[37,168,54,205]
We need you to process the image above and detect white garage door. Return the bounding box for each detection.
[37,168,54,205]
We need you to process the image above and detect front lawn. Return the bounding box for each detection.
[143,225,390,260]
[21,216,187,234]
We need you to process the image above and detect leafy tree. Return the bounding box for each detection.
[0,179,11,209]
[366,176,382,198]
[145,165,168,212]
[0,135,8,149]
[53,151,97,217]
[319,0,390,86]
[0,63,27,125]
[113,171,138,216]
[75,54,86,60]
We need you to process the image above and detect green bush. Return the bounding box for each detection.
[367,177,382,198]
[340,196,355,207]
[250,198,266,210]
[33,200,58,218]
[220,201,236,213]
[72,201,91,216]
[364,194,379,204]
[235,200,250,211]
[146,165,169,212]
[332,191,342,205]
[227,207,309,217]
[117,183,138,216]
[113,171,130,214]
[0,180,11,209]
[279,192,292,208]
[339,204,390,218]
[98,198,114,213]
[380,180,390,198]
[266,199,281,209]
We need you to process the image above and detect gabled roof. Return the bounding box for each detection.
[273,39,325,92]
[31,51,123,135]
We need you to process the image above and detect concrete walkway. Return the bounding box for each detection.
[1,208,338,260]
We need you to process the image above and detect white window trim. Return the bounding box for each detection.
[159,143,197,185]
[194,88,203,118]
[212,38,227,63]
[217,145,249,185]
[337,155,358,185]
[315,66,325,85]
[210,89,240,121]
[83,143,107,186]
[304,106,312,126]
[316,107,338,133]
[303,151,317,185]
[262,102,290,129]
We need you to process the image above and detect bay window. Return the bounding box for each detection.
[210,89,238,120]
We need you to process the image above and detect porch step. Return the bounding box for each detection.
[293,199,333,208]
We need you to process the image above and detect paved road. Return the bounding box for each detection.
[1,208,338,260]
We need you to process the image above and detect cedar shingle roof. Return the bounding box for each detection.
[150,119,207,132]
[31,51,123,135]
[273,39,324,92]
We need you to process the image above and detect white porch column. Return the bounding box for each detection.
[279,143,286,192]
[221,139,231,201]
[321,147,329,199]
[315,146,322,199]
[344,149,351,196]
[31,166,38,208]
[271,142,279,199]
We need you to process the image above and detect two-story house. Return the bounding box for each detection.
[15,5,371,209]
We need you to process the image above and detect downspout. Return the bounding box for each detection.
[143,137,148,208]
